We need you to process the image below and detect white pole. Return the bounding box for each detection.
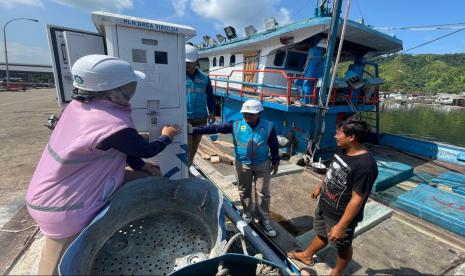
[2,18,39,89]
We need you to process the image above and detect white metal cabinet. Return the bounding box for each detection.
[47,12,196,179]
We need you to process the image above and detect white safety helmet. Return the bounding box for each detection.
[71,54,145,91]
[240,99,263,114]
[185,44,199,63]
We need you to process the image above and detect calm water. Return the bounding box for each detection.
[374,102,465,148]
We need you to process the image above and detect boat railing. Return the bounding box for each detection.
[209,69,379,106]
[209,69,319,105]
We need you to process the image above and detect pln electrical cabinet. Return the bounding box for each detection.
[47,12,196,179]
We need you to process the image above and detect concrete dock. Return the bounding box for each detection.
[0,89,59,274]
[194,136,465,275]
[1,89,465,275]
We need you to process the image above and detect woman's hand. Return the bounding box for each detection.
[139,162,161,176]
[162,124,181,139]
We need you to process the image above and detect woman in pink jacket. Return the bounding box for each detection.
[26,55,180,275]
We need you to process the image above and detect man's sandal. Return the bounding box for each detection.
[287,250,315,268]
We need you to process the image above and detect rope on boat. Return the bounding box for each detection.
[223,232,249,255]
[215,254,281,276]
[216,261,231,276]
[256,263,281,276]
[216,261,281,276]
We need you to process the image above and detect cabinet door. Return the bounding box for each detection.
[47,25,105,104]
[63,31,106,69]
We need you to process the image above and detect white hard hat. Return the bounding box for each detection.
[71,54,145,91]
[240,99,263,114]
[185,44,199,62]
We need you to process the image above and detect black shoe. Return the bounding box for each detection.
[260,220,277,237]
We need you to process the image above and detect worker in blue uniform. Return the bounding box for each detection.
[192,100,279,237]
[185,44,216,168]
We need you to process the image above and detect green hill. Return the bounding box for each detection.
[376,54,465,94]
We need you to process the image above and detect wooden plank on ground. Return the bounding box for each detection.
[0,206,39,275]
[218,156,233,165]
[202,137,229,154]
[199,143,235,163]
[198,144,219,156]
[214,140,234,148]
[210,156,221,163]
[197,149,211,160]
[219,153,235,163]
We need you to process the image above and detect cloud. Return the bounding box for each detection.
[213,23,224,32]
[0,42,51,65]
[278,7,291,25]
[189,0,291,33]
[4,0,44,9]
[171,0,189,17]
[5,0,134,12]
[50,0,134,12]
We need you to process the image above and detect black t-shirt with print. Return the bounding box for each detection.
[319,149,378,222]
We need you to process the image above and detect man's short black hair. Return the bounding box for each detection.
[336,120,369,143]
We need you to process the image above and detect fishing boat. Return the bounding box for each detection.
[190,0,465,274]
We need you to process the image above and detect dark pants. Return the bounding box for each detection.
[313,205,358,249]
[187,117,208,167]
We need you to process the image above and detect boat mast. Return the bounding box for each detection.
[315,0,332,17]
[311,0,343,158]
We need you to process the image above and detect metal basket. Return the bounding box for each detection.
[59,177,226,275]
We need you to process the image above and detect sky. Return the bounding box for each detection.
[1,0,465,65]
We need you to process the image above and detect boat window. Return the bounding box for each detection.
[285,51,307,71]
[230,55,236,66]
[273,50,286,66]
[213,57,217,67]
[219,56,225,66]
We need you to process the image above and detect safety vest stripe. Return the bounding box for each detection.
[47,144,121,165]
[27,201,84,212]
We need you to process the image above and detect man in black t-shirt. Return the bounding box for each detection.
[288,120,378,276]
